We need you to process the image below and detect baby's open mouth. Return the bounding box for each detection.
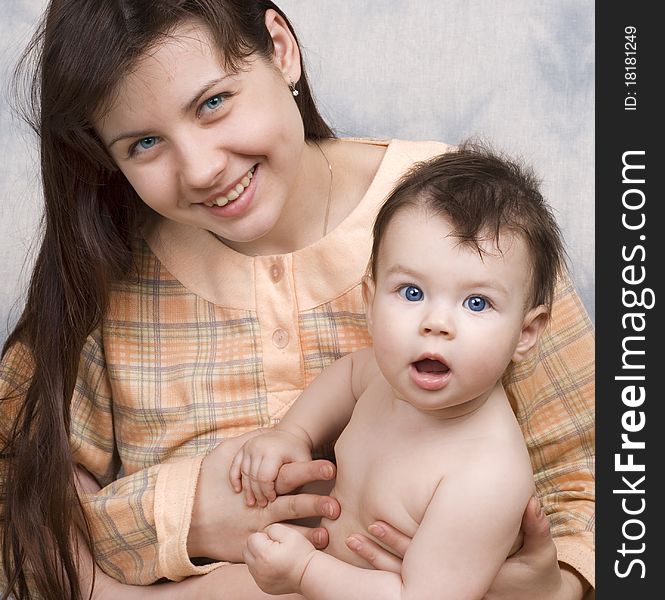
[413,358,449,374]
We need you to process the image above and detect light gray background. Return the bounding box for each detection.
[0,1,594,348]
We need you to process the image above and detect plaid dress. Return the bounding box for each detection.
[0,139,595,589]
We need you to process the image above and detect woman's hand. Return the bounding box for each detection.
[346,496,590,600]
[188,432,340,563]
[483,497,589,600]
[78,526,306,600]
[344,521,408,573]
[75,459,308,600]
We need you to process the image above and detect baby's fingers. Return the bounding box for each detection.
[256,458,281,505]
[250,476,269,508]
[244,531,271,564]
[229,450,245,493]
[242,476,257,506]
[241,454,257,506]
[250,458,277,508]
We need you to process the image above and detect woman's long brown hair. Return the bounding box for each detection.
[1,2,333,598]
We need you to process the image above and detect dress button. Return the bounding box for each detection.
[272,328,289,348]
[270,263,283,283]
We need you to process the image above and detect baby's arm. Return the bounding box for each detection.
[384,449,534,599]
[245,446,533,599]
[230,348,373,506]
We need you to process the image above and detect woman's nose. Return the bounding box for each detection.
[177,134,227,189]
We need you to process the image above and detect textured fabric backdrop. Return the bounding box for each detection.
[0,1,594,347]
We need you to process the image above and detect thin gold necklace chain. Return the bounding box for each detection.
[314,140,333,238]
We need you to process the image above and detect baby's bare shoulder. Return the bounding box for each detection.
[349,347,381,396]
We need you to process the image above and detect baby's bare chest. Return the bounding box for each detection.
[332,406,447,536]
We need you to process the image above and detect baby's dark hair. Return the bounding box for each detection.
[369,142,566,309]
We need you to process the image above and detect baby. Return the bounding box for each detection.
[230,143,565,599]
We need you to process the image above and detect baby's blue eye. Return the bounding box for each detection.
[465,296,488,312]
[399,285,424,302]
[138,137,156,150]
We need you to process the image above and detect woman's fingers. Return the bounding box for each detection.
[191,442,339,563]
[282,523,330,550]
[518,496,554,552]
[367,521,410,558]
[274,459,336,495]
[345,520,411,573]
[483,497,567,600]
[345,534,403,573]
[267,491,340,525]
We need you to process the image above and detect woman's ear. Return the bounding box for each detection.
[512,305,549,363]
[362,276,375,335]
[264,9,301,83]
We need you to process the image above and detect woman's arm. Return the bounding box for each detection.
[486,498,591,600]
[76,462,335,600]
[74,328,342,585]
[0,330,340,589]
[503,271,595,590]
[79,436,340,584]
[185,438,340,563]
[76,527,307,600]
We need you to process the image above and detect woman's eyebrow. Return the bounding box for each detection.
[182,75,232,115]
[105,76,233,148]
[107,129,152,149]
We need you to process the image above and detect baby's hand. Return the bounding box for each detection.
[229,429,312,507]
[243,524,316,595]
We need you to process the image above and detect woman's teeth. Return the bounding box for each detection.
[205,167,255,207]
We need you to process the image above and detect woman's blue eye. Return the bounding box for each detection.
[465,296,488,312]
[138,137,157,150]
[399,285,424,302]
[204,94,223,111]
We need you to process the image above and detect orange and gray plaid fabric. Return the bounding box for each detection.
[0,140,594,590]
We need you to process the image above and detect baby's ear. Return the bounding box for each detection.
[361,276,375,335]
[512,305,549,363]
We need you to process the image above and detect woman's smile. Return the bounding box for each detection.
[199,163,258,220]
[202,165,255,207]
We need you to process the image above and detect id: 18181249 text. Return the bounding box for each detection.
[624,26,637,110]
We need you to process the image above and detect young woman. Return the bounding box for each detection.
[0,1,594,599]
